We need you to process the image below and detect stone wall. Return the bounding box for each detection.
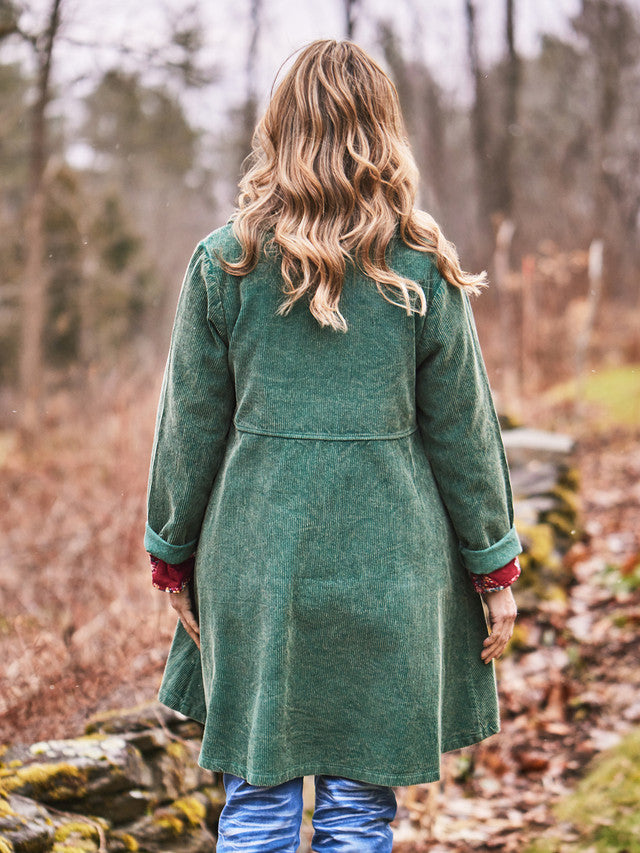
[0,704,224,853]
[504,426,579,607]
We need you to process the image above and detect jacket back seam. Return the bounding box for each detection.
[233,420,418,441]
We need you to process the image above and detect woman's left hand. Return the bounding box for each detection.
[165,587,200,649]
[481,586,517,663]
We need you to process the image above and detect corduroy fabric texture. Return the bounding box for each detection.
[145,221,522,787]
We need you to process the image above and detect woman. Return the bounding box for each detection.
[145,39,521,852]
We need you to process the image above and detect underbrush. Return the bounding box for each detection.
[0,370,176,744]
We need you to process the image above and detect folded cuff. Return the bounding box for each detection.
[144,523,198,564]
[460,525,523,574]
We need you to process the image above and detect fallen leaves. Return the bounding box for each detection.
[392,427,640,851]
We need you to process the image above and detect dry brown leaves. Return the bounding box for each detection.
[0,372,176,743]
[392,427,640,851]
[1,379,639,852]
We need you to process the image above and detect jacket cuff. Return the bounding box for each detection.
[144,523,198,564]
[469,557,521,594]
[460,525,522,574]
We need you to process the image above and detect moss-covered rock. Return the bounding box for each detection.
[53,822,99,843]
[0,793,55,853]
[85,705,189,737]
[0,736,152,806]
[0,762,89,802]
[147,738,215,801]
[0,702,225,853]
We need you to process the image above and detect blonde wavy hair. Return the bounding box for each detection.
[218,38,486,332]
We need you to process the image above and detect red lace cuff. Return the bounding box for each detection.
[469,556,521,595]
[150,554,195,593]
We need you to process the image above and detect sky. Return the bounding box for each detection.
[9,0,593,137]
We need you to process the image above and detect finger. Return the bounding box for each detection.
[486,615,516,638]
[483,621,510,653]
[482,642,502,662]
[169,598,201,647]
[180,615,201,649]
[175,604,199,635]
[183,610,200,638]
[482,624,513,662]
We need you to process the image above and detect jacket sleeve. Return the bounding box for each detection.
[144,241,235,563]
[415,274,522,575]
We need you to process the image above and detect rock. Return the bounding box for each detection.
[0,793,55,853]
[85,704,189,736]
[80,787,156,825]
[0,735,152,805]
[146,739,216,801]
[502,428,576,466]
[0,701,225,851]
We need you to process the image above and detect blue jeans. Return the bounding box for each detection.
[216,772,397,852]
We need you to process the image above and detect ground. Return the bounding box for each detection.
[0,375,639,851]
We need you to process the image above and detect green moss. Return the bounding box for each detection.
[118,835,139,852]
[0,838,13,853]
[518,522,556,565]
[0,795,18,817]
[54,822,99,842]
[153,813,184,835]
[524,726,640,852]
[52,845,97,853]
[173,795,206,826]
[166,741,188,760]
[559,465,580,492]
[544,510,579,539]
[0,761,88,800]
[84,701,159,734]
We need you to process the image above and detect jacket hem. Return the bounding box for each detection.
[461,525,523,574]
[194,722,501,787]
[233,420,419,442]
[158,687,206,725]
[144,524,198,564]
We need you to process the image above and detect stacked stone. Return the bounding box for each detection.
[0,704,224,852]
[503,426,580,607]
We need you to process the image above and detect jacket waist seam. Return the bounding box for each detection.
[233,420,418,442]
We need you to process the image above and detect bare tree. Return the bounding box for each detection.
[0,0,213,428]
[230,0,263,186]
[500,0,519,219]
[344,0,361,39]
[464,0,492,245]
[465,0,521,241]
[16,0,63,435]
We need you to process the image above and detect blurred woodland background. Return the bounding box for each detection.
[0,0,639,850]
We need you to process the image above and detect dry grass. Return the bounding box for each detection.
[0,370,177,745]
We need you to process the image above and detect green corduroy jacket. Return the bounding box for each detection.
[145,220,522,787]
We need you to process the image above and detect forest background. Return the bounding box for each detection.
[0,1,639,850]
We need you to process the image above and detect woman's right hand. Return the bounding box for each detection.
[481,586,517,663]
[167,586,201,650]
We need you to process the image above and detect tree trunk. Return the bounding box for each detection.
[464,0,492,247]
[238,0,262,177]
[344,0,361,39]
[500,0,519,218]
[19,0,62,434]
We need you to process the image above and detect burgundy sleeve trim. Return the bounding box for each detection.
[469,556,521,595]
[150,554,195,593]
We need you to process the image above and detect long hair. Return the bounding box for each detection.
[218,39,486,332]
